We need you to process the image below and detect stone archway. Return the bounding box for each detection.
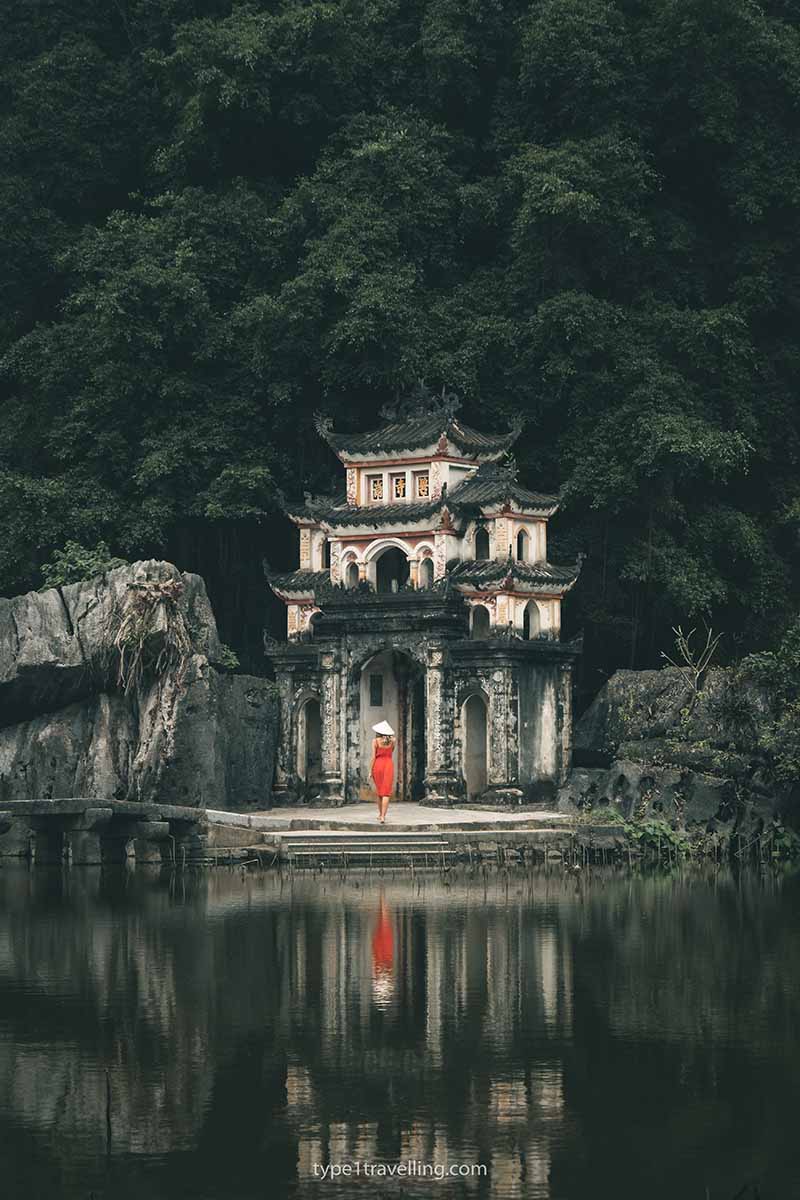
[462,692,488,799]
[356,649,425,801]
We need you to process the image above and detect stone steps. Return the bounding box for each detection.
[274,830,456,865]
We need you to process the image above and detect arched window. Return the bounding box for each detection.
[345,561,359,589]
[418,557,433,588]
[516,528,529,562]
[323,539,331,568]
[471,605,490,639]
[475,527,490,559]
[522,600,541,640]
[376,547,409,593]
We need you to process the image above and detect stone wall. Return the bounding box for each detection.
[0,562,277,823]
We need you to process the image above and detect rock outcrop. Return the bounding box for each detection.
[561,665,785,839]
[0,562,277,818]
[0,560,222,726]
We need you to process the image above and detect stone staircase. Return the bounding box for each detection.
[273,829,457,867]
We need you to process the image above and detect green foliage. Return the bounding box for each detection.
[217,643,240,671]
[40,540,128,589]
[768,820,800,860]
[0,0,798,680]
[740,619,800,783]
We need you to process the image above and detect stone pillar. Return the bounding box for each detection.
[68,831,104,864]
[32,828,66,866]
[486,664,523,803]
[424,644,458,805]
[319,651,345,804]
[132,821,171,865]
[272,670,296,803]
[557,663,573,784]
[409,559,419,588]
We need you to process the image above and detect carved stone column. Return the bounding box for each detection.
[319,650,345,804]
[557,662,573,784]
[272,669,296,804]
[486,663,523,803]
[423,643,458,805]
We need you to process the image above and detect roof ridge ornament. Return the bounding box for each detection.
[313,411,334,441]
[381,379,463,423]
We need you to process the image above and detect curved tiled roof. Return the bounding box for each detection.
[315,499,443,528]
[447,462,558,514]
[449,557,581,592]
[265,568,330,593]
[318,413,521,457]
[285,463,558,526]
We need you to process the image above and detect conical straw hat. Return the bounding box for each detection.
[372,720,395,736]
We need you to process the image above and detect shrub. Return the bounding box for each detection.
[40,540,127,589]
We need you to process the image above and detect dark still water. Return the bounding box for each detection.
[0,866,798,1200]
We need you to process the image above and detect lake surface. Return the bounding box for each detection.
[0,864,798,1200]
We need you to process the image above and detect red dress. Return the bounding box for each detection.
[372,741,394,796]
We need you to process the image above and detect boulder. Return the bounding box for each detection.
[0,664,277,811]
[0,560,223,728]
[0,561,277,822]
[574,665,774,763]
[565,663,787,841]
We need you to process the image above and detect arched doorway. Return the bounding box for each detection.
[376,547,409,593]
[462,693,488,799]
[522,600,541,639]
[471,604,490,639]
[356,649,425,801]
[345,560,359,588]
[475,527,490,559]
[418,556,433,588]
[298,698,322,789]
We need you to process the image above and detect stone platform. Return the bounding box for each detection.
[0,798,622,866]
[206,801,572,833]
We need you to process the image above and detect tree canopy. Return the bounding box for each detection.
[1,0,798,681]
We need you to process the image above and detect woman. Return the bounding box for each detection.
[370,720,396,824]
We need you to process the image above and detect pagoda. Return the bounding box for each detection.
[265,387,581,808]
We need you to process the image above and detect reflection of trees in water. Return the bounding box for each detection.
[0,867,797,1199]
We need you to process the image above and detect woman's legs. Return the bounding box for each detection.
[379,795,390,823]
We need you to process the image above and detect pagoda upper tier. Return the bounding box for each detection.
[268,393,581,642]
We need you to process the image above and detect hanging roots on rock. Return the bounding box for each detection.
[114,579,193,695]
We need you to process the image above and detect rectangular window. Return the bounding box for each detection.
[415,472,429,498]
[369,674,383,707]
[368,475,384,502]
[392,474,406,500]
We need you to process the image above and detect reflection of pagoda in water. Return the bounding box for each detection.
[3,869,794,1199]
[265,385,582,807]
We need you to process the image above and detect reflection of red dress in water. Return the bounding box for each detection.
[371,908,394,974]
[372,741,394,796]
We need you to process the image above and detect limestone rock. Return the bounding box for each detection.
[574,665,773,762]
[563,662,786,840]
[0,561,276,819]
[0,664,276,812]
[574,668,692,758]
[0,560,223,729]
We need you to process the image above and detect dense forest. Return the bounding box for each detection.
[1,0,799,691]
